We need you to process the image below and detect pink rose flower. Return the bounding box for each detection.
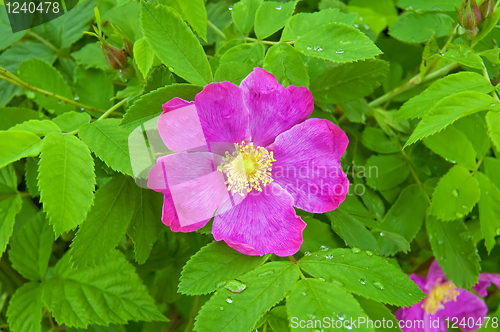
[148,68,349,256]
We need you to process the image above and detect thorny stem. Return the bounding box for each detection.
[245,37,295,46]
[207,20,226,40]
[0,66,106,113]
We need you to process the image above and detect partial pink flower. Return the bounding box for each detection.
[147,68,349,256]
[396,260,500,332]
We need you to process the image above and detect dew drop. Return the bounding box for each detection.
[496,228,500,235]
[337,313,345,321]
[220,306,224,311]
[373,282,385,290]
[225,280,247,293]
[302,292,307,296]
[352,247,361,254]
[251,329,258,332]
[359,278,366,285]
[452,189,459,197]
[73,95,80,101]
[365,251,373,256]
[320,245,329,251]
[380,232,385,237]
[346,324,353,330]
[275,5,282,10]
[308,313,316,319]
[168,67,175,72]
[318,277,326,282]
[26,91,36,99]
[258,270,274,277]
[306,45,313,50]
[228,6,233,10]
[456,212,464,218]
[326,254,333,259]
[226,297,233,304]
[335,48,344,54]
[331,279,344,287]
[304,251,311,256]
[314,45,323,52]
[216,281,227,288]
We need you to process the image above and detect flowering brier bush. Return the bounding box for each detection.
[2,0,500,331]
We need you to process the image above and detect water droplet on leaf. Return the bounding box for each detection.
[226,297,233,304]
[452,189,459,197]
[258,270,274,278]
[335,48,344,54]
[373,282,384,290]
[225,280,247,293]
[359,278,366,285]
[365,251,373,256]
[337,313,345,321]
[352,247,361,254]
[275,5,282,10]
[320,245,329,251]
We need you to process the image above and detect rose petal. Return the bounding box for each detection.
[268,118,349,213]
[425,260,446,291]
[440,290,488,332]
[212,182,306,256]
[240,67,314,147]
[161,193,209,233]
[473,273,500,297]
[195,81,250,146]
[158,98,207,151]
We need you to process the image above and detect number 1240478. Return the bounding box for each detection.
[5,2,60,14]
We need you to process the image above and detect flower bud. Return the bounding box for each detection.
[458,0,482,30]
[480,0,494,18]
[101,41,127,70]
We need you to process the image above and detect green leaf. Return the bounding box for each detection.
[24,158,39,197]
[340,98,370,123]
[38,132,95,237]
[475,172,500,253]
[0,107,47,131]
[365,154,410,191]
[299,248,425,306]
[439,45,484,69]
[327,209,379,252]
[0,194,22,257]
[127,188,163,265]
[430,165,480,221]
[404,92,500,147]
[397,72,493,120]
[361,127,400,154]
[141,2,212,86]
[453,113,491,159]
[311,59,388,104]
[134,38,156,79]
[301,217,341,254]
[8,120,60,137]
[17,58,74,114]
[426,214,480,288]
[120,84,202,129]
[423,125,477,171]
[287,279,374,332]
[355,296,402,332]
[231,0,263,36]
[295,23,381,63]
[177,0,208,41]
[43,251,166,328]
[486,111,500,150]
[378,185,428,256]
[484,157,500,190]
[263,43,309,87]
[71,43,108,71]
[267,306,289,332]
[282,8,357,41]
[179,241,269,295]
[254,0,297,39]
[214,62,254,85]
[389,12,454,43]
[0,164,17,194]
[194,262,300,332]
[397,0,461,12]
[52,111,91,133]
[6,282,43,332]
[74,67,114,110]
[70,175,136,268]
[9,213,54,281]
[219,43,265,65]
[0,10,25,51]
[79,119,133,176]
[0,131,42,168]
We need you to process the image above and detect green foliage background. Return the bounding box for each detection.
[1,0,500,331]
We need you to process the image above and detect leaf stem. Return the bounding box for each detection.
[183,295,200,332]
[97,97,129,121]
[481,60,500,102]
[244,37,293,46]
[0,67,106,113]
[369,62,460,108]
[27,31,59,53]
[207,20,226,40]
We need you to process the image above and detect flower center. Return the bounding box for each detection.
[217,141,275,196]
[422,281,460,314]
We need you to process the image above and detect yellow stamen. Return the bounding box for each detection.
[422,281,460,314]
[217,141,276,196]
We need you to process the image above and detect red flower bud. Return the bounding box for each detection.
[458,0,482,29]
[101,41,127,70]
[480,0,494,18]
